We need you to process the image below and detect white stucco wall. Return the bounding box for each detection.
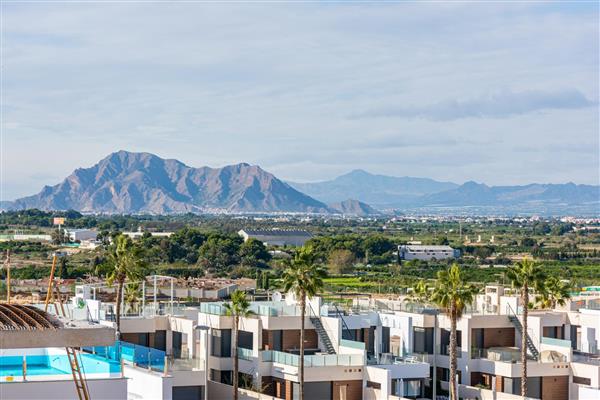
[0,377,127,400]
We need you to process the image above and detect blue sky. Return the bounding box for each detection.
[1,1,598,200]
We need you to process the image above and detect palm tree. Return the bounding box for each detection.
[405,279,430,305]
[506,258,546,398]
[106,235,145,336]
[224,290,254,400]
[428,263,478,400]
[281,247,327,400]
[124,282,142,315]
[536,276,571,309]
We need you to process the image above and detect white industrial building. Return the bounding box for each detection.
[238,229,313,247]
[398,244,460,261]
[64,228,98,242]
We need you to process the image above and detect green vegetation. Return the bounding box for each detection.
[106,235,146,334]
[1,210,599,295]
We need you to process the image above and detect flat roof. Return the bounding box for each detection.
[0,304,115,349]
[401,245,455,251]
[239,229,313,237]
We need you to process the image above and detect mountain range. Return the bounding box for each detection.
[3,151,598,215]
[288,169,458,208]
[4,151,329,214]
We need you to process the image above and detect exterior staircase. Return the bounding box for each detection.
[308,306,336,354]
[508,312,540,361]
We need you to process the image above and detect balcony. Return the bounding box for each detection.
[470,347,528,363]
[84,340,166,372]
[167,357,204,371]
[261,350,364,367]
[439,344,462,358]
[368,353,428,365]
[237,348,254,361]
[199,301,303,317]
[573,352,600,366]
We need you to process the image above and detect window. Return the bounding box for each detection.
[172,386,204,400]
[504,377,541,398]
[272,330,283,352]
[440,329,461,355]
[239,372,254,389]
[381,326,390,353]
[238,330,253,350]
[211,329,231,357]
[210,369,232,385]
[404,380,422,398]
[391,379,422,397]
[574,376,591,385]
[367,381,381,389]
[437,368,461,384]
[413,327,434,354]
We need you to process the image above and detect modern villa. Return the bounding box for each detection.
[2,284,599,400]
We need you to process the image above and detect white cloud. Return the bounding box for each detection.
[352,89,596,120]
[1,2,598,199]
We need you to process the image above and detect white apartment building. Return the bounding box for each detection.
[9,282,599,400]
[354,285,600,400]
[398,245,460,261]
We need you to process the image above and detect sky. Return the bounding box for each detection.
[1,1,599,200]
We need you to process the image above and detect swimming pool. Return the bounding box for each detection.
[0,353,121,379]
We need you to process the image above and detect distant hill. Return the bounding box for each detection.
[328,199,381,216]
[4,152,598,216]
[288,169,458,207]
[5,151,330,214]
[418,181,600,208]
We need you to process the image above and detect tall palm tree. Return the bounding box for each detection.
[106,235,145,336]
[224,290,254,400]
[281,247,327,400]
[536,276,571,309]
[427,263,478,400]
[506,258,545,398]
[124,282,142,315]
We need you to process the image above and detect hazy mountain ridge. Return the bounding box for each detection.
[328,199,380,216]
[289,171,599,213]
[6,151,330,214]
[419,181,600,207]
[4,152,598,215]
[288,169,459,207]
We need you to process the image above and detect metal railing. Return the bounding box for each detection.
[541,337,572,348]
[369,353,428,365]
[573,352,600,365]
[333,304,354,340]
[237,348,254,361]
[167,357,204,371]
[439,344,462,358]
[340,339,365,350]
[470,347,534,363]
[261,350,363,367]
[83,340,166,372]
[199,301,304,317]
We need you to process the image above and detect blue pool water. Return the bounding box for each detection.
[0,354,121,378]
